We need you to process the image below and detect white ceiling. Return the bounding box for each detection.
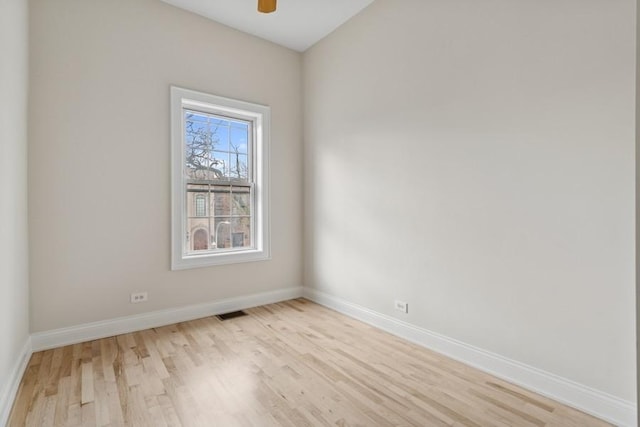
[160,0,374,52]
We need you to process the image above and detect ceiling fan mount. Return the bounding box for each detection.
[258,0,277,13]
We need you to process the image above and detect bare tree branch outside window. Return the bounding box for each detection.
[185,113,223,179]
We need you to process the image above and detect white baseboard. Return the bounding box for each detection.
[0,338,32,427]
[31,286,304,352]
[303,288,637,427]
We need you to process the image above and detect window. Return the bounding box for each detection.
[195,195,206,217]
[171,87,270,269]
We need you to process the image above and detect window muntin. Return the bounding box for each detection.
[171,87,270,270]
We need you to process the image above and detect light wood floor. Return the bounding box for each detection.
[8,299,611,427]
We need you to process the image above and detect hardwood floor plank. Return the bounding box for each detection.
[52,376,71,427]
[80,363,94,405]
[8,299,613,427]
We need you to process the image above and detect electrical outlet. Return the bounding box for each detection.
[130,292,148,304]
[394,300,408,313]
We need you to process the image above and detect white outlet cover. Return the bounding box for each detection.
[395,300,408,313]
[130,292,148,303]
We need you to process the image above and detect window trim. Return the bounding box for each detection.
[170,86,270,270]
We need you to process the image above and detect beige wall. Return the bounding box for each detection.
[304,0,636,401]
[29,0,303,331]
[0,0,30,416]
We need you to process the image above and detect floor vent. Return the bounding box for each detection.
[216,310,248,320]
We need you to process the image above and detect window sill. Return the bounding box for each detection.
[171,248,270,270]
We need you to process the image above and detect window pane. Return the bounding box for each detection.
[232,188,251,216]
[230,154,248,180]
[212,151,229,178]
[186,111,208,123]
[187,220,210,252]
[211,185,231,216]
[214,218,232,249]
[231,217,251,248]
[193,229,210,251]
[230,122,249,154]
[212,122,230,152]
[186,184,208,217]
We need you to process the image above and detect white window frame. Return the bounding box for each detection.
[170,86,270,270]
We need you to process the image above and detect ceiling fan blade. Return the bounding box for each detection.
[258,0,276,13]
